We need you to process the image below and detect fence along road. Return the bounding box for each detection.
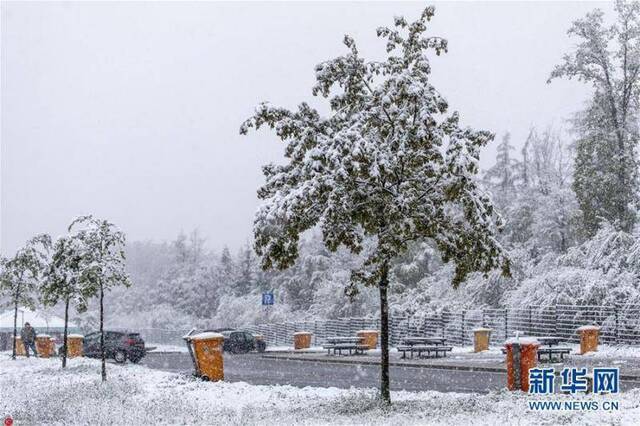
[244,304,640,347]
[128,304,640,349]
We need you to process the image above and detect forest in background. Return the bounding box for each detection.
[91,124,640,331]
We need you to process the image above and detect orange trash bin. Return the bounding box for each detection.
[293,332,312,350]
[473,328,492,353]
[577,325,600,354]
[186,332,224,381]
[356,330,379,350]
[36,335,52,358]
[505,338,539,392]
[66,334,84,358]
[14,336,25,356]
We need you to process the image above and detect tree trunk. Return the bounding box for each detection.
[379,264,391,404]
[11,287,19,360]
[100,283,106,381]
[62,297,70,368]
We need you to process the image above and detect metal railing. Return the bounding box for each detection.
[106,304,640,349]
[243,304,640,348]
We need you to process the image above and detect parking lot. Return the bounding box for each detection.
[142,351,507,393]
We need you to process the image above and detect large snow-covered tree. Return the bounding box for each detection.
[549,0,640,235]
[241,6,510,403]
[0,234,51,359]
[69,216,130,381]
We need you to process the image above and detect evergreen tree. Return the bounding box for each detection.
[483,132,520,203]
[235,243,257,296]
[219,246,236,289]
[241,6,510,403]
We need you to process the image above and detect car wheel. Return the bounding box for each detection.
[114,350,127,364]
[129,355,143,364]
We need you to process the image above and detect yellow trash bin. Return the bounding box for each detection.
[473,328,492,352]
[293,332,312,350]
[578,325,600,354]
[186,332,224,381]
[14,336,26,356]
[66,334,84,358]
[36,334,52,358]
[356,330,379,350]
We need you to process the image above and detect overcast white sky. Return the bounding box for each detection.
[1,1,610,255]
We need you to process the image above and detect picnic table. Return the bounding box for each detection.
[323,336,369,355]
[534,336,572,361]
[535,336,563,346]
[397,336,452,359]
[402,336,448,346]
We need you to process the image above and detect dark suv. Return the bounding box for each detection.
[219,330,266,354]
[62,331,146,364]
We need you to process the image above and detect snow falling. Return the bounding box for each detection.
[2,2,640,425]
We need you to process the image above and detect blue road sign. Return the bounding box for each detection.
[262,292,274,306]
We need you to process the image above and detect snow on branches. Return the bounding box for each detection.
[241,6,510,293]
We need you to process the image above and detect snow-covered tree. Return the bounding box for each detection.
[241,6,510,403]
[549,0,640,234]
[0,234,51,359]
[483,133,520,204]
[235,243,258,296]
[69,216,130,381]
[508,128,579,253]
[41,235,88,368]
[219,246,236,287]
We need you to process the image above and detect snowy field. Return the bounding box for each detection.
[1,356,639,425]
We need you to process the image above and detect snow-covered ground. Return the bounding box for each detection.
[1,355,639,425]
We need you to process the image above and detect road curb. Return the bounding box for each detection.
[260,353,507,373]
[260,354,640,381]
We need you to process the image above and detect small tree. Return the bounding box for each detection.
[0,234,51,359]
[70,216,130,381]
[241,6,510,403]
[41,235,87,368]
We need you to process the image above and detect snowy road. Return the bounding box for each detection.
[142,352,506,393]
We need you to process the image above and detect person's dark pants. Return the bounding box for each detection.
[23,340,38,357]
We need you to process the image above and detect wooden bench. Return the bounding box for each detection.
[397,345,452,359]
[323,343,370,356]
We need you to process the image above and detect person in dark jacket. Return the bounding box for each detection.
[21,322,38,357]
